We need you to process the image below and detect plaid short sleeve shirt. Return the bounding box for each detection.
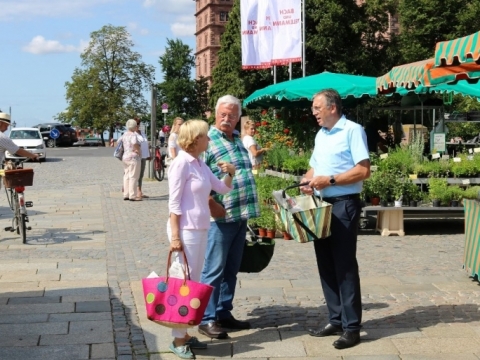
[204,126,260,223]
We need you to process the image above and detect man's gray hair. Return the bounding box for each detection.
[126,119,138,131]
[313,89,342,115]
[215,95,241,119]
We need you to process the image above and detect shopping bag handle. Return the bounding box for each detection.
[247,224,259,241]
[165,250,191,283]
[281,182,310,199]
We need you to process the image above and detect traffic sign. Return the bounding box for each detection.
[161,103,168,109]
[50,128,60,139]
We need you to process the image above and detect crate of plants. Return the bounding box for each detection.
[3,168,34,187]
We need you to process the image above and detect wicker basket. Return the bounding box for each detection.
[3,168,34,187]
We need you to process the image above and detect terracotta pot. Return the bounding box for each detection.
[371,197,380,206]
[266,229,276,238]
[282,232,293,240]
[258,228,267,237]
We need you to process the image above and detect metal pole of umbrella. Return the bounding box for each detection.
[301,0,306,77]
[150,84,157,179]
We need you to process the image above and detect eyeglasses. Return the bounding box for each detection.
[219,113,238,120]
[311,104,332,113]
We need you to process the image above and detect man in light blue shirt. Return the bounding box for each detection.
[300,89,370,350]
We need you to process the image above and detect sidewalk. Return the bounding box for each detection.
[0,150,478,360]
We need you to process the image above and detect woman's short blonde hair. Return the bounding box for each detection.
[126,119,138,131]
[244,119,255,130]
[171,117,184,134]
[177,119,209,152]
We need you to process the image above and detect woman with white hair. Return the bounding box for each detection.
[122,119,142,201]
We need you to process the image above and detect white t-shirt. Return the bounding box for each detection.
[242,135,262,166]
[136,131,150,159]
[168,133,181,158]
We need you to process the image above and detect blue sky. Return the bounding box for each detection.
[0,0,196,128]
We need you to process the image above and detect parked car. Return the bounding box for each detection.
[32,123,76,147]
[6,127,47,162]
[64,124,78,144]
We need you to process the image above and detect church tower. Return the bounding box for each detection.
[194,0,234,86]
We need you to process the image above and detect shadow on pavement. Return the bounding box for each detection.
[0,286,150,360]
[360,218,464,236]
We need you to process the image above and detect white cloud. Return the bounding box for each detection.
[171,22,195,37]
[143,0,193,15]
[22,36,84,55]
[127,22,149,36]
[0,0,114,21]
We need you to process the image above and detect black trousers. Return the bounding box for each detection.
[313,197,362,331]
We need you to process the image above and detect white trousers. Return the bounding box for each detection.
[123,159,140,199]
[167,223,208,338]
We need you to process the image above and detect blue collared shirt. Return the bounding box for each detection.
[309,116,369,197]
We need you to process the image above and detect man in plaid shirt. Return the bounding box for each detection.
[198,95,260,339]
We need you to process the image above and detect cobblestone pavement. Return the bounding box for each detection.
[0,147,479,360]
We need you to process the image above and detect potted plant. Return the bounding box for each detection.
[428,178,449,207]
[448,185,464,207]
[404,181,422,207]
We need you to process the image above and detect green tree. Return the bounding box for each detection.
[60,25,155,144]
[157,39,208,119]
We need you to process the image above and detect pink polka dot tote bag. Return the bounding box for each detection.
[142,251,214,328]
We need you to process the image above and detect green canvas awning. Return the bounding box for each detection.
[395,79,480,102]
[434,31,480,66]
[243,71,377,109]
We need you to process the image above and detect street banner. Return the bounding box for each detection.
[241,0,301,69]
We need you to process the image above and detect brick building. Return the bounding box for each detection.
[194,0,234,86]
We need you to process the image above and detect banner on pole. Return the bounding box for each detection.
[241,0,301,70]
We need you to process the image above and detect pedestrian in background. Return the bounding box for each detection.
[168,117,184,160]
[198,95,260,339]
[122,119,142,201]
[135,118,150,198]
[167,119,235,359]
[242,120,268,170]
[300,89,370,349]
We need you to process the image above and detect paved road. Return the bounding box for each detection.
[0,147,477,360]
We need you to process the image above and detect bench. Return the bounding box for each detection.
[363,205,465,236]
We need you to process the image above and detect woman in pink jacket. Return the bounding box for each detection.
[167,119,235,359]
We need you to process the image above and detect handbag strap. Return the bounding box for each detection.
[165,250,191,283]
[291,213,321,241]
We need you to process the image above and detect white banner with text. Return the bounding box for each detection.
[241,0,302,69]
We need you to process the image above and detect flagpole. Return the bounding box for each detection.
[302,0,306,77]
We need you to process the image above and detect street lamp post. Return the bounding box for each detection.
[12,121,16,128]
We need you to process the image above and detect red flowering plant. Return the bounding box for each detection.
[248,108,316,152]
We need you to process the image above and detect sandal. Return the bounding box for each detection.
[169,342,194,359]
[185,336,207,349]
[129,197,142,201]
[123,198,129,201]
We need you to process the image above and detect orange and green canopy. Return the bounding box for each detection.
[434,31,480,66]
[377,59,480,94]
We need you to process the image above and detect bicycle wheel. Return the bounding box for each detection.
[19,214,27,244]
[153,157,165,181]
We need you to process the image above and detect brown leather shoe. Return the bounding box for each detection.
[198,322,228,339]
[333,331,360,349]
[217,316,251,330]
[307,323,343,337]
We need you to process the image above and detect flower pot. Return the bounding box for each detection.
[432,199,441,207]
[371,197,380,206]
[451,200,459,207]
[282,231,293,240]
[394,200,402,208]
[258,228,267,237]
[409,200,417,207]
[266,229,276,238]
[380,200,388,207]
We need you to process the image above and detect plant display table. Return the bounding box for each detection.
[363,205,465,236]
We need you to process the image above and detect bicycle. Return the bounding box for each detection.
[2,160,35,244]
[153,145,166,181]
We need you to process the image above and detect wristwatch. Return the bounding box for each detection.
[329,175,336,186]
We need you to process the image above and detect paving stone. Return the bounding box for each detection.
[0,335,39,347]
[48,312,112,322]
[7,296,61,305]
[91,343,116,359]
[75,301,111,312]
[0,303,74,315]
[0,345,89,359]
[40,331,114,345]
[0,322,68,336]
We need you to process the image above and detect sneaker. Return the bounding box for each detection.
[185,336,207,349]
[169,342,194,359]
